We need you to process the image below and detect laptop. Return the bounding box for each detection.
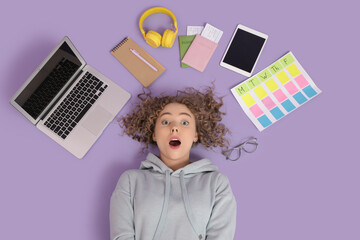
[10,36,131,159]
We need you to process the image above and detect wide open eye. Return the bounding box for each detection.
[181,120,189,126]
[161,120,170,125]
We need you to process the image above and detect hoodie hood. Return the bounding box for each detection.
[140,153,217,240]
[140,152,218,176]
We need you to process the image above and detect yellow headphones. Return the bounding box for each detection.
[139,7,178,48]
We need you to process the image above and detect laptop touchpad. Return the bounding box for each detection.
[82,105,113,136]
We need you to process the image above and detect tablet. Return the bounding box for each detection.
[220,24,268,77]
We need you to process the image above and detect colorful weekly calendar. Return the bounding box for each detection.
[231,52,321,131]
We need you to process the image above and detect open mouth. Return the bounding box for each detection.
[169,138,181,148]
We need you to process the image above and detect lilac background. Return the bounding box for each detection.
[1,0,359,239]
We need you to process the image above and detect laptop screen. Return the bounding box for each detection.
[14,42,82,120]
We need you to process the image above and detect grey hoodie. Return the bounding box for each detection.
[110,153,237,240]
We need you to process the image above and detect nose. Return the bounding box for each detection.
[171,125,179,133]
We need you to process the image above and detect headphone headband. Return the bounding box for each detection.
[139,7,178,38]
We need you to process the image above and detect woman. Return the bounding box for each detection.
[110,86,237,240]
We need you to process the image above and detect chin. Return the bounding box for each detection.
[164,147,191,161]
[166,152,187,161]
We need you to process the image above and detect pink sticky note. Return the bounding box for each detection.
[295,74,309,88]
[249,104,263,118]
[273,89,287,103]
[182,35,218,72]
[262,96,276,110]
[284,82,299,95]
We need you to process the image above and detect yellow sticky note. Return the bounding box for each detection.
[254,86,268,99]
[286,64,301,77]
[276,71,290,84]
[242,93,256,107]
[265,78,279,92]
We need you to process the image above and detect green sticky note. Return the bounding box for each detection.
[235,82,250,96]
[280,53,295,67]
[246,76,261,89]
[257,69,272,82]
[269,61,283,75]
[178,35,196,68]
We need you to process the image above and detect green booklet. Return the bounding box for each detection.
[178,35,196,68]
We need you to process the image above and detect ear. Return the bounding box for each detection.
[194,131,198,143]
[152,132,156,142]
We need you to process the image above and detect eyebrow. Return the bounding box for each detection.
[159,112,192,118]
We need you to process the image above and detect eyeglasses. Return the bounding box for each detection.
[222,138,258,161]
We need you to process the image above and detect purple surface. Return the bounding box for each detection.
[1,0,359,239]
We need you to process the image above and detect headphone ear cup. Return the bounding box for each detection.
[161,29,176,48]
[145,30,162,48]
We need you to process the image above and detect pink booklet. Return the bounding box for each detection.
[181,34,218,72]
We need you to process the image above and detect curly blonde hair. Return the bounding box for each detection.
[119,86,229,150]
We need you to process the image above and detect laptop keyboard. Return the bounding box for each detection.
[44,72,108,139]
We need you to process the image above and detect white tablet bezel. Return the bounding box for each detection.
[220,24,268,77]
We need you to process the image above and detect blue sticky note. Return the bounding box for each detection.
[303,85,317,98]
[281,99,296,112]
[293,92,307,104]
[258,115,272,128]
[270,107,285,120]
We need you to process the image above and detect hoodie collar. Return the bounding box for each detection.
[141,153,207,240]
[140,153,218,176]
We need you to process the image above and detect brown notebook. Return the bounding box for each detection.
[111,37,165,87]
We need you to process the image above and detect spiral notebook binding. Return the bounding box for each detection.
[111,37,129,52]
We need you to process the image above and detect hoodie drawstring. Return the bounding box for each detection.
[180,170,203,240]
[153,170,171,240]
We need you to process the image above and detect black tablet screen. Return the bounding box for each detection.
[223,28,266,73]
